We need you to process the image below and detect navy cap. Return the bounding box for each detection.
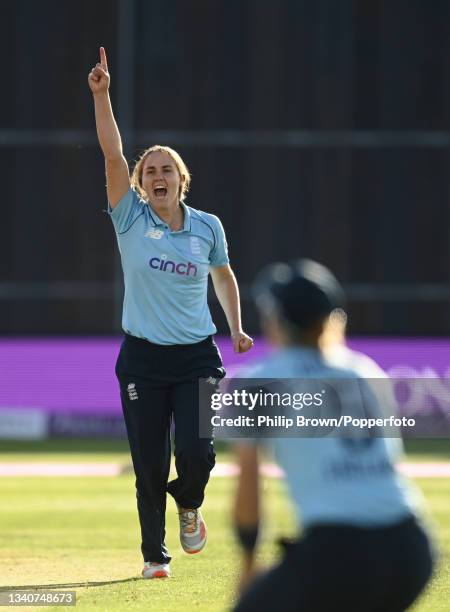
[252,259,346,329]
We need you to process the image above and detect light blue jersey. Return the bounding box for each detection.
[245,347,421,529]
[108,188,229,345]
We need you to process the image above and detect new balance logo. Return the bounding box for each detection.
[145,228,164,239]
[127,383,138,401]
[205,376,217,385]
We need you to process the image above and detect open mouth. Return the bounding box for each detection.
[153,186,167,198]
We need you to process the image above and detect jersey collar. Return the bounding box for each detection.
[147,201,191,233]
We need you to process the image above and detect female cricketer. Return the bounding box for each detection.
[232,259,435,611]
[88,47,253,579]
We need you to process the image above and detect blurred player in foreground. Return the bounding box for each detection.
[88,46,253,579]
[232,259,435,612]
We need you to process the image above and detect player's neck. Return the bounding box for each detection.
[284,326,322,349]
[280,336,321,351]
[153,201,184,231]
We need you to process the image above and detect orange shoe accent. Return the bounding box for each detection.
[142,562,171,579]
[151,570,169,578]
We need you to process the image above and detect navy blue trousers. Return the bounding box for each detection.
[116,333,225,564]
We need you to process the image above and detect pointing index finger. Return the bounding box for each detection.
[100,46,108,72]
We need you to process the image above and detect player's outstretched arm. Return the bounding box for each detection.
[88,46,130,207]
[233,444,261,594]
[210,265,254,353]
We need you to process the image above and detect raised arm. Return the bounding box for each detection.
[88,47,130,207]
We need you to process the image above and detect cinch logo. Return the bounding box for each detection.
[149,254,197,276]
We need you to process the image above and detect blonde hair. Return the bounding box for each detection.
[130,145,191,202]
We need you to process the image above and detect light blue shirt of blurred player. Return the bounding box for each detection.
[242,346,422,529]
[108,188,229,344]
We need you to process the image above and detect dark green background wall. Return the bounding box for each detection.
[1,0,450,335]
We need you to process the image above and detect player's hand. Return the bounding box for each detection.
[232,331,254,354]
[88,47,110,94]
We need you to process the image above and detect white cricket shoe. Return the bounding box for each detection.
[142,562,171,579]
[177,505,207,554]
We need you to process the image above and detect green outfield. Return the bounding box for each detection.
[0,439,449,612]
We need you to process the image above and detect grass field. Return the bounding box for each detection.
[0,439,449,612]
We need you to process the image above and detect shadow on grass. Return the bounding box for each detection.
[0,578,140,590]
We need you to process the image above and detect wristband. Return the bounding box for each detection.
[235,524,259,552]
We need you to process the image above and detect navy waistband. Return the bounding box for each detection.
[123,332,213,350]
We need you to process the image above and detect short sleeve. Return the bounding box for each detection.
[107,188,144,234]
[209,215,230,267]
